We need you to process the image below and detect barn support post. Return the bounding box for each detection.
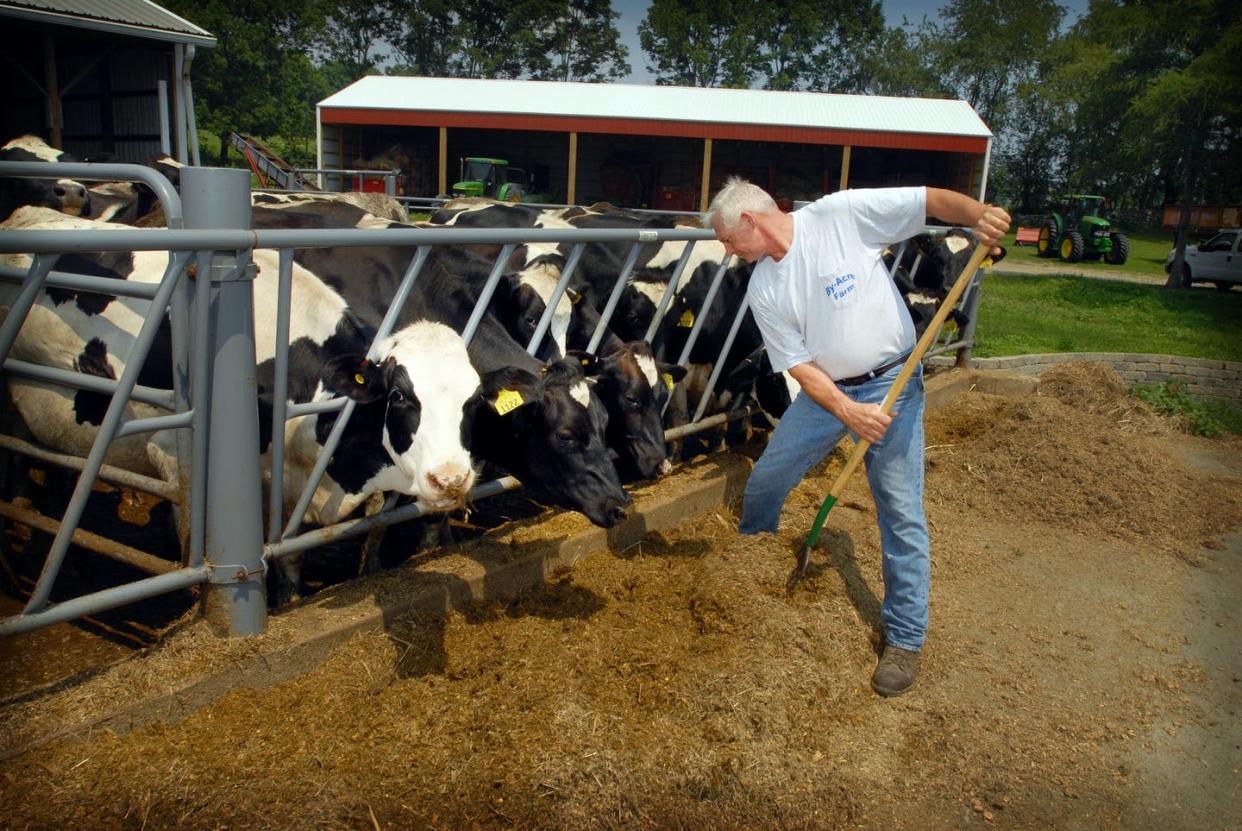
[567,132,578,206]
[699,138,713,212]
[438,127,448,196]
[182,167,267,637]
[157,80,171,156]
[839,146,851,191]
[172,44,188,164]
[978,138,992,202]
[43,32,61,148]
[184,45,201,166]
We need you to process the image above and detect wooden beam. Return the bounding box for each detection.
[567,131,578,205]
[699,137,713,212]
[43,32,61,148]
[838,145,851,191]
[439,126,448,196]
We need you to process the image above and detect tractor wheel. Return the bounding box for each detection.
[1060,230,1084,263]
[1105,233,1130,265]
[1037,220,1058,258]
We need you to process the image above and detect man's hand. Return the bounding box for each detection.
[788,362,893,443]
[975,204,1012,255]
[839,399,892,444]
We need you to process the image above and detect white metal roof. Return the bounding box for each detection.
[0,0,216,45]
[319,76,992,140]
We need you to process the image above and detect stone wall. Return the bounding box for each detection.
[928,353,1242,402]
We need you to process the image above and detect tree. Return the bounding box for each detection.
[450,0,526,78]
[518,0,630,82]
[389,0,459,77]
[161,0,327,163]
[750,0,884,93]
[930,0,1065,136]
[315,0,396,84]
[862,23,952,99]
[638,0,762,88]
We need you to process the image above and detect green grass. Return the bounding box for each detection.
[1132,381,1242,437]
[1001,227,1174,278]
[974,272,1242,361]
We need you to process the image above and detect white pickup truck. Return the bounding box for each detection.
[1165,229,1242,289]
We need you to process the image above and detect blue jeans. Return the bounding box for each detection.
[740,363,929,651]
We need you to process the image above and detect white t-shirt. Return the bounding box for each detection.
[747,187,926,381]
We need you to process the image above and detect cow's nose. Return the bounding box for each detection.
[606,503,629,525]
[427,469,469,498]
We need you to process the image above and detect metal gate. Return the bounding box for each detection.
[0,164,983,640]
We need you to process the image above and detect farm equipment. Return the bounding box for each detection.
[230,132,318,191]
[1037,194,1129,265]
[452,157,534,202]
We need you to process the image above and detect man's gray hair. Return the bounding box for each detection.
[702,176,778,229]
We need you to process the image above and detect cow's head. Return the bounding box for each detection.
[467,358,631,527]
[0,136,91,220]
[581,342,684,481]
[318,321,479,511]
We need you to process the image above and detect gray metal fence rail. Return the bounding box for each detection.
[0,164,987,640]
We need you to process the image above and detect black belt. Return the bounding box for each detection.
[834,352,912,387]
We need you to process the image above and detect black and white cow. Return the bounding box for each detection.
[87,154,186,225]
[247,205,636,522]
[886,228,1006,337]
[0,206,482,602]
[256,203,679,485]
[251,190,409,223]
[0,135,91,221]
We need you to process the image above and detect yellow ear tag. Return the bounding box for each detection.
[662,372,675,391]
[982,257,994,269]
[677,309,695,328]
[493,388,524,415]
[354,372,367,385]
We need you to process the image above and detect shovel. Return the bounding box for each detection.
[787,242,992,592]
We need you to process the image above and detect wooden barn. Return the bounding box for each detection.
[316,76,994,209]
[0,0,215,163]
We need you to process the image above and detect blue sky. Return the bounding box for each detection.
[611,0,1088,84]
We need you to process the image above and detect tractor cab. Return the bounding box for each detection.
[452,157,528,201]
[1061,194,1107,226]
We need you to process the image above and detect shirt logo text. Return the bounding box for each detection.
[825,272,857,302]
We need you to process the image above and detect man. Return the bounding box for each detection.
[704,178,1010,696]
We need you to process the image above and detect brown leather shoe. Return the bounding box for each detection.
[871,645,919,697]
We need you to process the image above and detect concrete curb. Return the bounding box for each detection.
[1,367,1012,756]
[930,352,1242,402]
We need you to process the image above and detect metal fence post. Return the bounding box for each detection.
[182,167,267,636]
[956,272,983,368]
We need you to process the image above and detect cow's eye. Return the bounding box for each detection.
[555,429,575,446]
[525,314,538,327]
[624,393,640,407]
[389,388,405,404]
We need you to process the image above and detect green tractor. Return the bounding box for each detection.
[1036,194,1130,265]
[451,157,531,202]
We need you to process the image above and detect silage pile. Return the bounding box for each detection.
[1,362,1240,831]
[923,362,1242,559]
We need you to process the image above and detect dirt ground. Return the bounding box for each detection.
[1,363,1240,830]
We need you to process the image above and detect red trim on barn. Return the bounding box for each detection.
[319,107,989,154]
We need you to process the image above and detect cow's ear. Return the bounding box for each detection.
[323,354,385,403]
[656,361,688,388]
[568,350,601,377]
[476,367,539,416]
